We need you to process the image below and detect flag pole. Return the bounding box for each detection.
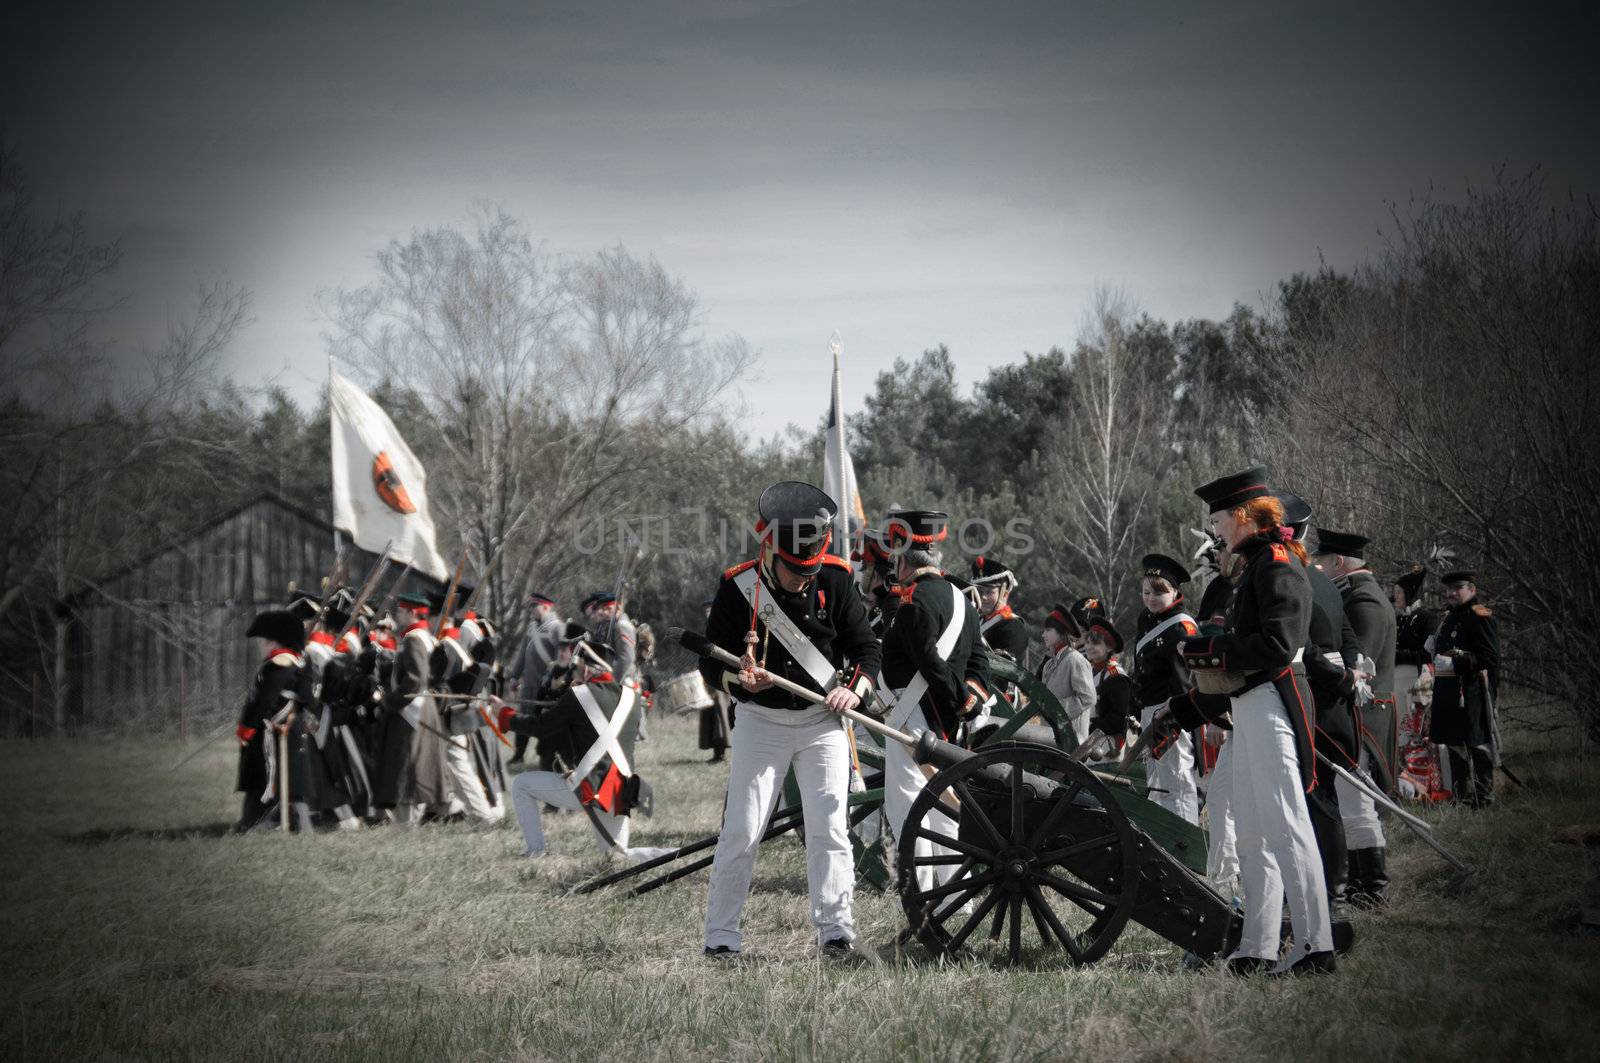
[328,354,342,554]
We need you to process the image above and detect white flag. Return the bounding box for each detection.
[329,365,449,580]
[822,333,865,558]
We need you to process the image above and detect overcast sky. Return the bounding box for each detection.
[5,0,1597,438]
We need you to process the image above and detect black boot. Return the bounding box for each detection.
[1269,950,1337,978]
[1363,848,1390,908]
[1347,848,1372,910]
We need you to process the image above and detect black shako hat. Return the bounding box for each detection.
[1274,491,1313,540]
[582,591,618,611]
[855,526,894,569]
[1395,565,1427,600]
[757,481,838,575]
[1086,616,1124,654]
[526,590,555,607]
[1140,553,1191,587]
[1044,602,1075,633]
[885,510,949,550]
[970,555,1017,589]
[1194,465,1271,514]
[247,609,307,651]
[1058,595,1107,636]
[1313,528,1370,558]
[1440,569,1476,586]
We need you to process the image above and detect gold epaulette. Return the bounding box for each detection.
[722,559,758,580]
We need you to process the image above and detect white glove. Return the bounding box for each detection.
[1353,677,1375,707]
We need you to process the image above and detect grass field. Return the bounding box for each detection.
[1,714,1596,1062]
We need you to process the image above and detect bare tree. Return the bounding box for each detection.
[1031,288,1173,616]
[322,209,752,634]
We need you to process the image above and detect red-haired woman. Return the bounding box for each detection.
[1154,466,1334,976]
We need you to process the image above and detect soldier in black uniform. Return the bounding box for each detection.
[879,509,992,896]
[697,596,732,762]
[971,556,1029,664]
[700,481,881,957]
[1153,466,1334,976]
[1132,553,1202,824]
[1392,565,1437,703]
[855,525,901,637]
[506,641,667,859]
[235,610,307,832]
[1278,493,1362,933]
[1428,570,1501,808]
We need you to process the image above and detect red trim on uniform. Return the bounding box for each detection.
[402,620,430,636]
[236,725,257,743]
[335,635,359,654]
[374,635,397,650]
[587,672,615,684]
[723,558,759,580]
[984,604,1015,622]
[886,524,948,546]
[1269,543,1290,563]
[819,554,852,572]
[1278,666,1318,792]
[1047,608,1071,628]
[462,610,478,620]
[577,764,626,814]
[309,630,335,647]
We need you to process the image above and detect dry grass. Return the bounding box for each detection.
[0,715,1596,1061]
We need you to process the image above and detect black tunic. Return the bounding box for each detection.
[701,555,881,710]
[1428,598,1500,747]
[235,650,301,795]
[1303,562,1362,768]
[1132,600,1199,708]
[1168,531,1318,791]
[510,676,637,812]
[1394,606,1440,668]
[881,571,992,737]
[980,609,1030,663]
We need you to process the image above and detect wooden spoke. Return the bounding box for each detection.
[1038,870,1114,914]
[1024,781,1083,849]
[1009,764,1026,844]
[912,853,972,867]
[945,886,1007,953]
[953,779,1007,849]
[909,827,995,864]
[1036,832,1122,864]
[1008,891,1024,963]
[987,892,1008,941]
[1024,883,1086,963]
[918,866,1002,906]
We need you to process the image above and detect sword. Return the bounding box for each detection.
[1480,669,1525,787]
[1316,751,1471,873]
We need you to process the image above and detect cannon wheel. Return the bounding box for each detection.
[897,743,1139,966]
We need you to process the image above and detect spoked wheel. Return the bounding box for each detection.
[897,743,1139,966]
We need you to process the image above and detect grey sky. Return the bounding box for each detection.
[5,0,1596,437]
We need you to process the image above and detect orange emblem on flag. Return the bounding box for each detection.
[372,451,417,514]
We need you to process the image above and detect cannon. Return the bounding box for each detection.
[571,631,1242,967]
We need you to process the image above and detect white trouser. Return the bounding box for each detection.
[1336,750,1385,849]
[1205,736,1240,893]
[882,700,959,896]
[1229,682,1332,966]
[510,770,669,862]
[1140,704,1201,826]
[703,706,855,950]
[445,738,504,824]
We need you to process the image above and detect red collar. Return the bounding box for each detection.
[441,627,460,640]
[402,620,430,636]
[265,648,302,664]
[309,630,335,646]
[374,635,397,649]
[984,604,1015,622]
[586,672,615,684]
[461,610,478,620]
[336,634,360,654]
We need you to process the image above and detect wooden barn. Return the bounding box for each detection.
[64,493,444,732]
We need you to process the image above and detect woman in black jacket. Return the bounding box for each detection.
[1158,466,1335,977]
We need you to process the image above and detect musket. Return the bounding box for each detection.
[333,541,395,645]
[370,560,415,624]
[433,545,472,639]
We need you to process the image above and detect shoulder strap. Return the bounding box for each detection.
[887,582,966,730]
[731,564,839,693]
[1135,611,1195,655]
[571,684,635,789]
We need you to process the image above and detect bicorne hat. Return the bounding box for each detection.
[247,609,307,652]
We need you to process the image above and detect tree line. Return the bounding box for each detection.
[3,141,1594,741]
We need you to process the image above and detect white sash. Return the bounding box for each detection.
[731,564,840,693]
[888,582,966,731]
[1135,611,1194,656]
[571,684,636,790]
[980,611,1006,634]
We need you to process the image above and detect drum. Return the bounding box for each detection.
[656,670,714,715]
